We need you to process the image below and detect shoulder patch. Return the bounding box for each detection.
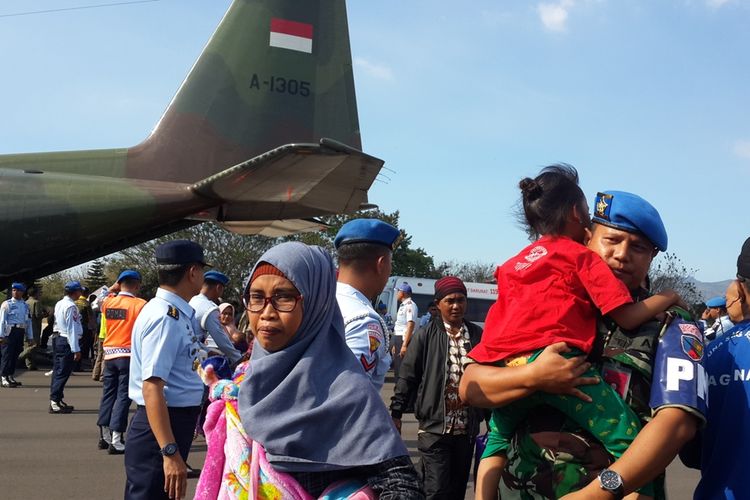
[167,306,180,320]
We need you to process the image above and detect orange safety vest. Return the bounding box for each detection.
[101,293,147,360]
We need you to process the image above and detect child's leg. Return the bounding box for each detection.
[535,363,654,497]
[475,455,504,500]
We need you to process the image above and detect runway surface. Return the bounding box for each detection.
[0,369,700,499]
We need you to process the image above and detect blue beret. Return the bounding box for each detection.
[11,282,26,292]
[155,240,209,266]
[592,191,668,252]
[201,356,233,380]
[705,296,726,308]
[334,219,400,250]
[64,281,83,292]
[204,270,229,285]
[395,282,412,294]
[117,270,141,283]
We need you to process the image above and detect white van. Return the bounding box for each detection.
[376,276,497,327]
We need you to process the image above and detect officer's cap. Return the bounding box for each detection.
[117,270,142,283]
[591,191,668,252]
[64,281,83,292]
[155,240,209,267]
[204,270,229,286]
[395,282,412,294]
[334,219,400,250]
[705,296,726,308]
[11,282,26,292]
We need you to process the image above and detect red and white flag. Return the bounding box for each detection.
[269,18,313,53]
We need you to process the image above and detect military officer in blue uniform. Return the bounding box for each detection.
[686,236,750,500]
[49,281,84,413]
[125,240,208,500]
[0,282,33,388]
[334,219,399,390]
[189,270,241,364]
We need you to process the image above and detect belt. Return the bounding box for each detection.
[10,325,26,329]
[136,404,201,414]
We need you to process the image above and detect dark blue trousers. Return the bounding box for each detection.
[50,336,74,402]
[124,405,200,500]
[96,357,132,432]
[0,328,24,376]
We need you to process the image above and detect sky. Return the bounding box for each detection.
[1,0,749,283]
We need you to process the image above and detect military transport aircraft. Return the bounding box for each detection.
[0,0,382,286]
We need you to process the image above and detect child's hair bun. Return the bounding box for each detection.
[519,177,543,201]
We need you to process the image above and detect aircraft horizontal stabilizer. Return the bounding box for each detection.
[217,218,327,237]
[190,139,384,219]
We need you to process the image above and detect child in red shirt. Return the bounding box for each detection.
[472,165,680,500]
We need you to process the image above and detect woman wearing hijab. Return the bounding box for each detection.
[218,303,249,353]
[196,242,423,499]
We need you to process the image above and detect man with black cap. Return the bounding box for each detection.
[686,236,750,499]
[96,269,146,454]
[189,270,241,365]
[0,282,33,388]
[125,240,207,500]
[391,276,483,499]
[49,281,84,412]
[334,218,399,390]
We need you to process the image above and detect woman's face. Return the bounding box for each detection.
[219,306,234,326]
[247,274,304,352]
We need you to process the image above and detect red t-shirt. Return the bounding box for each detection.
[469,236,633,363]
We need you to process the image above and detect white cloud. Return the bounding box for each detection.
[353,57,395,82]
[733,140,750,160]
[537,0,575,32]
[707,0,731,8]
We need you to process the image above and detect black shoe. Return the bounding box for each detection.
[107,443,125,455]
[1,377,18,388]
[9,376,22,386]
[97,438,109,449]
[49,402,72,414]
[59,401,75,411]
[186,464,201,479]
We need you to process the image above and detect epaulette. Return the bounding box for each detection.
[167,306,180,320]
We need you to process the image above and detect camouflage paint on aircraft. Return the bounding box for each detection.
[0,0,383,286]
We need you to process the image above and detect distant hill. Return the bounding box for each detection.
[689,278,733,302]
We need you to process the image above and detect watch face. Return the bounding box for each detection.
[162,443,178,456]
[600,469,623,490]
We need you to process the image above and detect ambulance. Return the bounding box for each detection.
[376,276,497,327]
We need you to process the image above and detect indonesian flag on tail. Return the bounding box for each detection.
[270,18,313,53]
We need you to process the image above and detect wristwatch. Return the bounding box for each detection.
[159,442,179,457]
[598,469,624,499]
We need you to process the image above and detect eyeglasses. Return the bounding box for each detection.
[245,292,302,313]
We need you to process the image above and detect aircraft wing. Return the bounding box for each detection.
[190,138,384,220]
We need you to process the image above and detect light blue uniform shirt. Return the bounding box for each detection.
[129,288,204,407]
[0,297,33,340]
[189,293,241,364]
[336,282,391,390]
[704,315,735,342]
[394,297,418,337]
[695,320,750,500]
[53,296,83,352]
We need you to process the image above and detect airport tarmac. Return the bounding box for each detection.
[0,369,700,499]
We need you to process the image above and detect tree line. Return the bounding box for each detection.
[34,209,704,312]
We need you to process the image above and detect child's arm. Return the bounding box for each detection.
[608,290,680,331]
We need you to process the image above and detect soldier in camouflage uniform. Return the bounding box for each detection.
[461,191,707,500]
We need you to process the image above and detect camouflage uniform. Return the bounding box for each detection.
[500,291,702,500]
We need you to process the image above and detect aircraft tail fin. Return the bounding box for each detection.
[126,0,362,185]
